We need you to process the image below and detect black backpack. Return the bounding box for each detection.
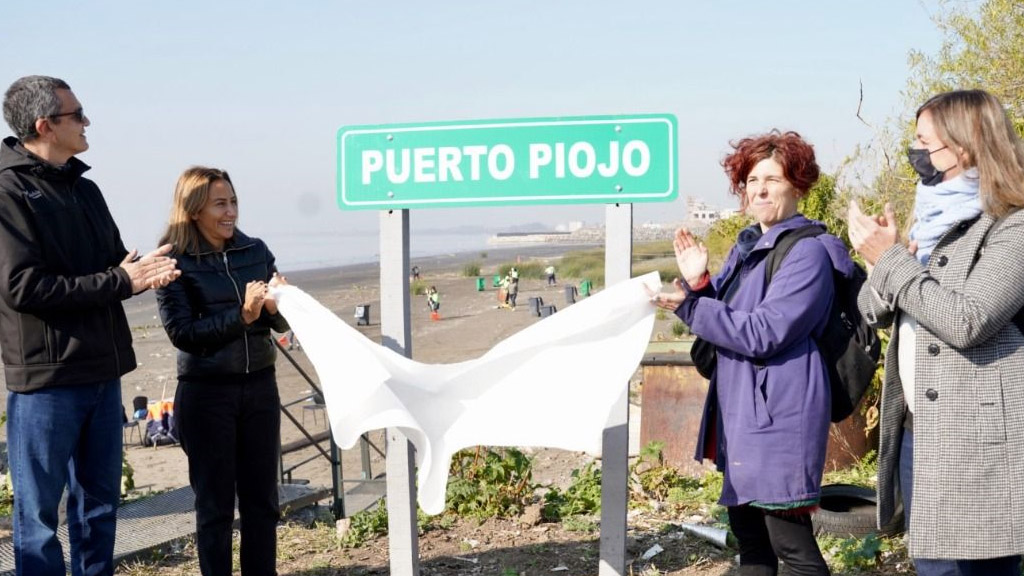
[765,226,881,422]
[142,412,179,447]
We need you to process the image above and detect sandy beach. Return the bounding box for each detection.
[1,241,669,499]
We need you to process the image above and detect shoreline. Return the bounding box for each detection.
[122,241,602,330]
[278,242,602,296]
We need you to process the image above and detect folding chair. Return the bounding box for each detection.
[122,406,143,446]
[302,393,327,428]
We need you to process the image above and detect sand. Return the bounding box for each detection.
[1,241,658,498]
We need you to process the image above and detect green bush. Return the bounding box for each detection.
[671,321,689,337]
[819,533,890,571]
[542,462,602,521]
[340,499,390,547]
[496,262,544,279]
[461,262,481,277]
[445,447,536,518]
[823,450,878,488]
[560,249,604,286]
[558,241,687,288]
[409,279,428,296]
[629,443,724,518]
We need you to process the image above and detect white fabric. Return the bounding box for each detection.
[270,271,659,514]
[897,313,917,414]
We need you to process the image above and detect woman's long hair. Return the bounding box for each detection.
[159,167,234,255]
[918,90,1024,218]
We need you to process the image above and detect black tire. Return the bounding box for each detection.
[811,484,904,538]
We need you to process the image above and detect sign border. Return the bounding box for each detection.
[337,115,676,209]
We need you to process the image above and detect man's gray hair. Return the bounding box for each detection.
[3,76,71,142]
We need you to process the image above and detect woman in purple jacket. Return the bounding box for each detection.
[654,131,852,575]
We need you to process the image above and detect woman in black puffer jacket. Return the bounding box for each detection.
[156,166,288,576]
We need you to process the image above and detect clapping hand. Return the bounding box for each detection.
[263,272,289,314]
[646,278,688,311]
[673,228,709,287]
[847,201,900,268]
[241,281,267,324]
[121,243,181,294]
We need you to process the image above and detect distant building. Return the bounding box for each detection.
[686,196,722,222]
[555,221,585,232]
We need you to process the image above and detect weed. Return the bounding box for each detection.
[410,279,428,295]
[819,533,891,571]
[671,321,689,338]
[0,472,11,517]
[497,262,544,279]
[542,462,602,521]
[339,499,390,547]
[445,447,536,518]
[655,308,668,321]
[823,450,878,488]
[629,443,725,521]
[121,450,135,497]
[462,262,482,277]
[562,515,599,533]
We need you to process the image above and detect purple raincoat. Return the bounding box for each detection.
[675,214,855,506]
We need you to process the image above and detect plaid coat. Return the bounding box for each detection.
[858,210,1024,559]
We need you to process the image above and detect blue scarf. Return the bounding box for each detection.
[909,168,982,265]
[734,224,763,263]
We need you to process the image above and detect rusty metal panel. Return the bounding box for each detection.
[639,364,715,476]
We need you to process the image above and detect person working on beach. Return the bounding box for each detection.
[427,285,441,315]
[850,89,1024,575]
[0,75,180,576]
[156,166,289,576]
[652,130,849,575]
[545,265,556,285]
[507,273,519,310]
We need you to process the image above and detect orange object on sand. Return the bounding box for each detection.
[147,399,174,420]
[430,311,441,321]
[278,335,290,346]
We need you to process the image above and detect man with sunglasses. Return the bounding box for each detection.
[0,75,180,576]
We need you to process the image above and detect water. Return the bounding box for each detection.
[268,231,494,272]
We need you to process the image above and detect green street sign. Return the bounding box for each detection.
[337,114,677,210]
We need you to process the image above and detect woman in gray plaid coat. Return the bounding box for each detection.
[849,89,1024,575]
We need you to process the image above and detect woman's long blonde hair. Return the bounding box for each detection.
[159,166,234,255]
[918,89,1024,218]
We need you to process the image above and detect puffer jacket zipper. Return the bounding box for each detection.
[222,251,250,374]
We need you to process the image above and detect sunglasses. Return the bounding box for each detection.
[48,108,86,123]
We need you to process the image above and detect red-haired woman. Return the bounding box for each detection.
[653,131,852,575]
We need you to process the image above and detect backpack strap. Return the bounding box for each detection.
[764,225,826,285]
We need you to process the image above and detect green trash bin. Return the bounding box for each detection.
[580,279,591,297]
[476,277,485,291]
[493,274,502,287]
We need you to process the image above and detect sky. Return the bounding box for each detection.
[1,1,945,254]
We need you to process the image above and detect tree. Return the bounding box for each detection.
[860,0,1024,223]
[798,172,852,249]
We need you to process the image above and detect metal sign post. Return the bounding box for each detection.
[379,210,419,576]
[599,202,633,576]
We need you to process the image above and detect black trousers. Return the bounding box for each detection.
[728,504,831,576]
[176,369,281,576]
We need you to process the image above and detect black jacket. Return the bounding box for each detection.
[0,137,136,392]
[156,230,289,380]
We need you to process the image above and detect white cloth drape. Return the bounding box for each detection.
[270,271,658,514]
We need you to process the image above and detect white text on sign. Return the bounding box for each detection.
[361,140,651,185]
